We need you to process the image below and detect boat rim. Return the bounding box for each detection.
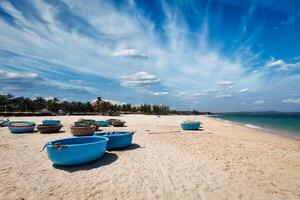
[9,124,36,128]
[94,131,133,137]
[45,136,109,148]
[181,122,201,125]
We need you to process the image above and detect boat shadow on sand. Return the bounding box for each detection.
[53,152,118,173]
[108,143,141,152]
[182,128,204,132]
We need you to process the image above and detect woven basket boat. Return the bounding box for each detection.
[181,121,201,130]
[8,121,36,133]
[0,118,9,127]
[111,120,126,127]
[42,120,61,125]
[94,131,133,150]
[106,119,119,125]
[43,136,108,166]
[37,124,62,134]
[96,120,109,127]
[75,119,99,131]
[71,126,96,136]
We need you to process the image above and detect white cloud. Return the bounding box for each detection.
[191,92,207,97]
[254,100,264,105]
[237,88,249,93]
[0,68,38,80]
[281,98,300,104]
[214,94,233,98]
[120,71,160,87]
[112,49,147,58]
[265,59,300,71]
[0,68,98,96]
[217,80,235,86]
[151,91,168,96]
[216,81,235,90]
[103,99,126,105]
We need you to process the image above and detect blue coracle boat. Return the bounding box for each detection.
[181,121,201,130]
[8,121,36,133]
[42,119,61,125]
[94,131,133,150]
[96,120,109,127]
[44,136,108,166]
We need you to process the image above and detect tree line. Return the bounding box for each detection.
[0,94,210,116]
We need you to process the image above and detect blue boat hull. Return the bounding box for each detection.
[181,123,201,130]
[9,126,35,133]
[97,121,109,127]
[43,120,61,125]
[44,136,108,166]
[94,132,132,150]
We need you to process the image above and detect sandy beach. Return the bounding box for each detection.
[0,115,299,200]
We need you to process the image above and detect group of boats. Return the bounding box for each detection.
[2,118,201,166]
[3,118,127,135]
[6,120,63,134]
[44,131,133,166]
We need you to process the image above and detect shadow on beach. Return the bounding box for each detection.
[182,128,204,132]
[109,143,141,151]
[53,152,118,172]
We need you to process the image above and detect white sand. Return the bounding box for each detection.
[0,115,299,200]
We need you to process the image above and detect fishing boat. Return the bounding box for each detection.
[94,131,133,150]
[181,120,201,130]
[8,121,36,133]
[0,118,9,127]
[37,124,62,134]
[96,120,109,127]
[43,136,108,166]
[75,119,99,131]
[71,125,96,136]
[42,119,61,125]
[106,119,119,125]
[111,120,126,127]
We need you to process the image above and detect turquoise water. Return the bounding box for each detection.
[210,112,300,137]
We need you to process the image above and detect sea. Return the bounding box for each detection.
[210,112,300,138]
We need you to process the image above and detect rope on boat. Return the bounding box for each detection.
[53,143,68,151]
[42,143,68,151]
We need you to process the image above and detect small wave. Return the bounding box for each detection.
[245,124,263,129]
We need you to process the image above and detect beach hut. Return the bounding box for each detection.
[39,108,56,116]
[57,109,65,115]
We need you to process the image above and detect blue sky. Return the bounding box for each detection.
[0,0,299,112]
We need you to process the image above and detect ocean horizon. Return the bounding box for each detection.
[210,112,300,138]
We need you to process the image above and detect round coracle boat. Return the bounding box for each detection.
[71,125,96,136]
[42,119,61,125]
[37,124,62,134]
[94,131,133,150]
[96,120,109,127]
[8,121,36,133]
[43,136,108,166]
[75,119,99,131]
[0,118,10,127]
[111,120,126,127]
[181,121,201,130]
[106,119,119,125]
